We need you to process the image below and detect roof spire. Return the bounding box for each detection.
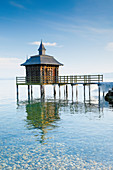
[38,40,46,55]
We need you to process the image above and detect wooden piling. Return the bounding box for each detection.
[76,85,78,99]
[103,91,105,98]
[31,85,33,99]
[40,85,43,98]
[54,85,56,98]
[66,85,68,98]
[71,84,73,100]
[28,85,30,101]
[17,85,19,101]
[59,84,61,98]
[40,85,45,98]
[89,84,91,101]
[43,85,45,98]
[83,84,86,102]
[64,85,66,98]
[98,85,100,104]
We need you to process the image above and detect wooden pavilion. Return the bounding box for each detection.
[21,41,63,84]
[16,40,103,101]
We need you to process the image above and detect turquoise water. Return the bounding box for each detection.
[0,80,113,169]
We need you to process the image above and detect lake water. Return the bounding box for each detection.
[0,80,113,169]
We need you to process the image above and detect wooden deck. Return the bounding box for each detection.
[16,75,103,85]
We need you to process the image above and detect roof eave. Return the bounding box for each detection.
[21,63,63,66]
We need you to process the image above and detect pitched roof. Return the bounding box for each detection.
[21,55,63,66]
[21,40,63,66]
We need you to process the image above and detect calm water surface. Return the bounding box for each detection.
[0,80,113,169]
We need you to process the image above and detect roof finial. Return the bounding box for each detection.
[38,40,46,55]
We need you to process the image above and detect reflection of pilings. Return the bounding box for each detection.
[53,85,56,98]
[59,84,61,98]
[28,85,30,101]
[66,85,68,99]
[17,85,19,101]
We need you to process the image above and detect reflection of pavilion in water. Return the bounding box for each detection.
[23,99,104,143]
[25,101,60,143]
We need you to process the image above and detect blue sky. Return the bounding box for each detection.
[0,0,113,78]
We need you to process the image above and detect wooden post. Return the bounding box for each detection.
[64,85,65,98]
[102,85,105,98]
[54,85,56,98]
[103,91,105,98]
[17,85,19,101]
[98,84,100,105]
[76,85,78,99]
[31,85,33,99]
[40,85,45,98]
[66,84,68,99]
[71,84,73,100]
[43,85,45,98]
[83,84,86,102]
[59,84,61,98]
[40,85,43,98]
[28,85,30,101]
[89,84,91,101]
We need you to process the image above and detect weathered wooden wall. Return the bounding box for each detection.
[26,65,59,83]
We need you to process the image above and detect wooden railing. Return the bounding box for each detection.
[58,75,103,84]
[16,75,103,85]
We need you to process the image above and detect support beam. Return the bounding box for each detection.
[40,85,45,98]
[66,85,68,99]
[28,85,30,101]
[64,85,66,98]
[103,91,105,98]
[98,85,100,105]
[71,84,73,100]
[89,84,91,101]
[17,85,19,101]
[40,85,43,98]
[76,85,78,100]
[31,85,33,99]
[103,85,105,98]
[83,84,86,102]
[53,85,56,98]
[59,84,61,98]
[43,85,45,98]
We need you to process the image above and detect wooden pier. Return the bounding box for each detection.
[16,75,103,85]
[16,74,103,101]
[17,41,104,102]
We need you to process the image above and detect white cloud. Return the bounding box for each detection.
[106,42,113,51]
[30,41,57,47]
[10,1,25,9]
